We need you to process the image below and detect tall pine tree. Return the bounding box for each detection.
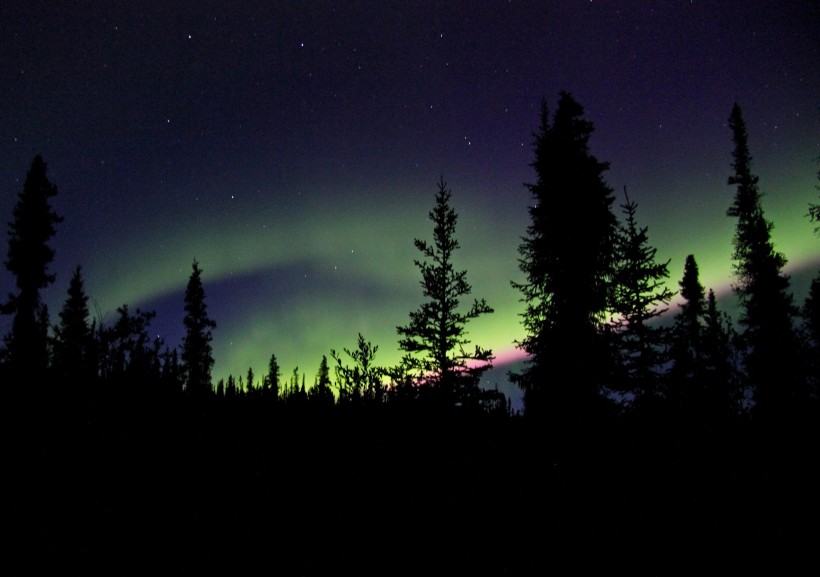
[397,177,494,408]
[309,355,335,406]
[726,103,802,419]
[610,189,675,402]
[669,255,706,388]
[2,155,63,384]
[265,352,281,401]
[181,260,217,398]
[52,266,95,388]
[512,92,618,421]
[667,257,736,419]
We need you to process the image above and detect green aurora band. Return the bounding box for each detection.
[81,165,818,388]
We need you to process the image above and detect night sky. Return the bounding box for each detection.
[1,1,818,393]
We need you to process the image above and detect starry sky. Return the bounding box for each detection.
[1,1,818,395]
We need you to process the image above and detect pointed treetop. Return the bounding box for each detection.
[182,258,216,396]
[679,255,705,307]
[5,154,63,292]
[397,177,494,400]
[727,103,761,219]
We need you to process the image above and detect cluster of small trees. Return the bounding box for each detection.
[1,94,817,423]
[0,158,502,412]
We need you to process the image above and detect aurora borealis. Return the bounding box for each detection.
[1,2,818,394]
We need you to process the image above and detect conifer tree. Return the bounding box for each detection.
[246,366,255,396]
[611,189,675,400]
[669,255,706,387]
[700,289,737,418]
[725,103,802,418]
[289,367,299,398]
[314,355,331,388]
[181,260,216,398]
[2,155,63,382]
[667,258,736,418]
[309,355,335,406]
[52,266,95,387]
[265,353,281,400]
[512,92,618,419]
[397,177,494,407]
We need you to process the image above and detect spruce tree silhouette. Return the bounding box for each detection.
[668,256,736,420]
[2,155,63,384]
[52,266,95,389]
[181,260,217,398]
[512,92,617,422]
[308,355,335,406]
[611,188,674,404]
[265,352,281,401]
[669,255,706,387]
[700,289,738,419]
[246,366,255,397]
[726,103,802,420]
[396,176,494,408]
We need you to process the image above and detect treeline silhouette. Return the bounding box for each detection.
[4,96,819,572]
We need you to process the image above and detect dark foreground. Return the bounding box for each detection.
[8,395,819,573]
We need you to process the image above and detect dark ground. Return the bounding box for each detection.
[7,394,819,574]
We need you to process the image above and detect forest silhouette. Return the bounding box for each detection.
[4,95,819,572]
